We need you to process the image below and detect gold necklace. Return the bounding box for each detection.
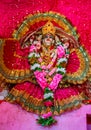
[40,46,52,64]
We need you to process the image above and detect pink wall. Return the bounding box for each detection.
[0,102,91,130]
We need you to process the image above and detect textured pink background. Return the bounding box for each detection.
[0,102,91,130]
[0,0,91,53]
[0,0,91,130]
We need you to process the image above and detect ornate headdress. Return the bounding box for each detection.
[42,21,56,35]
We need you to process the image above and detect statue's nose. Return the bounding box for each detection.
[47,38,50,41]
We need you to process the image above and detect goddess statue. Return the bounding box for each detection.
[0,12,91,126]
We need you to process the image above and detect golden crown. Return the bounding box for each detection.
[42,21,56,35]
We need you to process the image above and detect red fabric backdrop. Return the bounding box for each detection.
[0,0,91,54]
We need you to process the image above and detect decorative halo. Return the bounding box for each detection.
[12,11,79,41]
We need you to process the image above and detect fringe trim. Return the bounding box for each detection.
[6,88,84,115]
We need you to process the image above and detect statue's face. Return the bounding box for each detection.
[43,33,54,46]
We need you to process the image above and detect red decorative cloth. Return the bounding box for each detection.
[0,0,91,54]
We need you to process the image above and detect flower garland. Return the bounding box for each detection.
[37,112,57,126]
[37,87,57,126]
[28,40,69,126]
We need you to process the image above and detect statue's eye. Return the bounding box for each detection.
[49,36,53,38]
[45,35,48,38]
[44,34,53,39]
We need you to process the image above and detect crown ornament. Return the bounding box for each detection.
[42,21,56,35]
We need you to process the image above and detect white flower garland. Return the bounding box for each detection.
[31,63,41,70]
[56,67,66,74]
[28,52,40,58]
[44,92,54,99]
[57,57,67,65]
